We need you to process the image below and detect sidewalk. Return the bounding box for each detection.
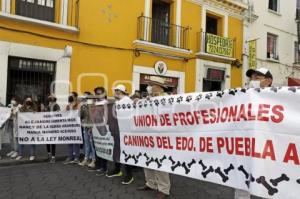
[0,144,69,167]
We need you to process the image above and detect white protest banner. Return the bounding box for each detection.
[116,87,300,199]
[0,107,11,128]
[18,110,83,144]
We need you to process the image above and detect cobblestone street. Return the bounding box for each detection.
[0,162,262,199]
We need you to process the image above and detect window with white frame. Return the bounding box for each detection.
[267,33,279,60]
[269,0,279,12]
[295,42,300,64]
[16,0,55,22]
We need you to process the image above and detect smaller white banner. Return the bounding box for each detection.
[0,107,11,128]
[18,111,83,144]
[92,125,115,161]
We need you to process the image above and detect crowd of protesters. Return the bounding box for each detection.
[0,67,274,199]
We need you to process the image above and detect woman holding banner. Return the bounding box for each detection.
[16,97,37,161]
[6,97,21,159]
[63,92,81,164]
[79,92,96,168]
[45,94,60,163]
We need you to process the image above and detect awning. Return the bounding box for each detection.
[288,77,300,86]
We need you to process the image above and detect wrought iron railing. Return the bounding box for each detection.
[137,16,189,50]
[197,31,236,58]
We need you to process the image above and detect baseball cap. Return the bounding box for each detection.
[113,84,127,93]
[246,67,273,79]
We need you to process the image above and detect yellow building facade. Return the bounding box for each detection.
[0,0,247,104]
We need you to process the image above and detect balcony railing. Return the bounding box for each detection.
[1,0,80,29]
[197,31,236,58]
[137,16,189,50]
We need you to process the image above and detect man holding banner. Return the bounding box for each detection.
[137,77,171,199]
[234,67,273,199]
[106,85,134,185]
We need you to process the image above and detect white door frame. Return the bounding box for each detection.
[133,65,185,94]
[0,41,71,105]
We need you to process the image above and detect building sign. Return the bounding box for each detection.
[140,74,178,88]
[248,40,257,69]
[206,68,225,81]
[154,61,168,75]
[206,33,234,58]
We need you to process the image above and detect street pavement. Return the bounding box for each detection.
[0,161,262,199]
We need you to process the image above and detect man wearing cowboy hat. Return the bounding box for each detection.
[137,76,171,199]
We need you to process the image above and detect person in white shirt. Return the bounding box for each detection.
[106,84,134,185]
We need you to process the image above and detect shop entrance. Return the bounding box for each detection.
[202,68,225,92]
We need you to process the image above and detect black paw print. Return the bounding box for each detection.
[154,99,160,106]
[229,89,236,96]
[196,94,202,101]
[168,97,174,105]
[254,88,261,93]
[205,93,213,100]
[122,104,126,109]
[133,103,137,109]
[186,96,193,102]
[149,100,153,107]
[288,87,296,93]
[138,101,143,108]
[176,96,183,103]
[117,104,121,110]
[270,87,278,93]
[144,101,148,108]
[216,92,224,98]
[161,98,166,106]
[127,104,131,109]
[241,88,247,93]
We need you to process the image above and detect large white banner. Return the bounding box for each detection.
[0,107,11,128]
[18,111,83,144]
[117,87,300,199]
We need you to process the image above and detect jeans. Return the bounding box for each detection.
[6,119,17,151]
[19,145,36,156]
[68,144,80,160]
[83,128,96,161]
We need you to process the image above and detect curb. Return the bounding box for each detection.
[0,156,67,167]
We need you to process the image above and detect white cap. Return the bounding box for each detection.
[256,68,269,75]
[113,84,127,93]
